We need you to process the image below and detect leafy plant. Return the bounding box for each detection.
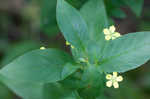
[105,0,144,18]
[0,0,149,99]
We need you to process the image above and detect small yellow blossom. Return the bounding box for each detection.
[40,47,46,50]
[71,45,75,49]
[78,58,88,63]
[103,25,121,41]
[65,41,75,49]
[106,72,123,88]
[66,41,70,46]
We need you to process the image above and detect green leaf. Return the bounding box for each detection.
[0,76,44,99]
[44,83,81,99]
[80,0,108,41]
[122,0,144,16]
[56,0,89,49]
[80,0,109,62]
[0,75,80,99]
[98,32,150,72]
[0,49,76,83]
[60,72,84,89]
[61,63,80,79]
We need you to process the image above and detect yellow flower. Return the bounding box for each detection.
[71,45,75,49]
[78,58,88,63]
[66,41,70,46]
[40,47,46,50]
[65,41,75,49]
[106,72,123,88]
[103,25,121,41]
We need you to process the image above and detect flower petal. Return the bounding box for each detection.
[66,41,70,45]
[106,81,112,87]
[109,25,116,33]
[113,82,119,88]
[103,29,110,35]
[113,32,121,37]
[117,76,123,82]
[106,74,112,80]
[105,35,111,40]
[113,72,118,77]
[40,47,46,50]
[71,45,75,49]
[112,37,116,40]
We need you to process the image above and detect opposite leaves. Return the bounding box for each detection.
[57,0,150,73]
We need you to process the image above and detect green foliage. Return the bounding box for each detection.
[0,49,75,83]
[105,0,144,18]
[0,75,45,99]
[0,75,80,99]
[2,41,41,66]
[122,0,144,17]
[80,0,109,62]
[57,0,89,48]
[56,0,90,62]
[0,0,149,99]
[98,32,150,72]
[104,0,126,19]
[110,8,126,19]
[79,66,105,98]
[40,0,59,36]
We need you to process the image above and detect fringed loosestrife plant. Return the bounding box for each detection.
[0,0,150,99]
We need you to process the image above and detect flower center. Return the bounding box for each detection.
[111,76,117,82]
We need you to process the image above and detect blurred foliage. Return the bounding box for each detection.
[2,41,41,66]
[0,0,150,99]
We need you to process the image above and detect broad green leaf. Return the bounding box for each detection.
[0,75,44,99]
[80,0,108,41]
[98,32,150,72]
[122,0,144,16]
[0,49,76,83]
[80,0,109,62]
[56,0,89,49]
[0,75,80,99]
[61,63,80,79]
